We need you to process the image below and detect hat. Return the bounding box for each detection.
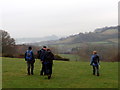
[28,46,32,50]
[43,46,47,48]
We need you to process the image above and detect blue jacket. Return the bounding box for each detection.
[90,54,100,66]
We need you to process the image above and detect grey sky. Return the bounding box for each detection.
[0,0,119,38]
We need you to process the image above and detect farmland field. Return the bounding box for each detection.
[2,57,118,88]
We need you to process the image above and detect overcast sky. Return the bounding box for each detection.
[0,0,119,38]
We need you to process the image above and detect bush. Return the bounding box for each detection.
[71,43,118,62]
[2,54,14,58]
[54,54,69,61]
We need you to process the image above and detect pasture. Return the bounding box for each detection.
[2,57,118,88]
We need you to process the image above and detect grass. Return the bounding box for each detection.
[0,57,2,89]
[2,57,118,88]
[58,54,88,61]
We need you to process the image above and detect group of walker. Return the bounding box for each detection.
[25,46,54,79]
[25,46,100,80]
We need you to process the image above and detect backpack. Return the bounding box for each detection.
[38,49,46,60]
[26,50,33,61]
[93,55,99,64]
[45,52,54,61]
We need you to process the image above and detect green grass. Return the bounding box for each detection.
[0,57,2,89]
[90,41,109,44]
[58,54,88,61]
[2,57,118,88]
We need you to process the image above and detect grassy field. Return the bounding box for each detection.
[2,57,118,88]
[58,54,88,61]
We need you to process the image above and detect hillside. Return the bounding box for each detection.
[94,26,118,33]
[30,26,118,46]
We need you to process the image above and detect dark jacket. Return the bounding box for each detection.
[38,49,47,61]
[44,51,54,64]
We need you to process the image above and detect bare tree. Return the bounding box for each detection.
[0,30,16,56]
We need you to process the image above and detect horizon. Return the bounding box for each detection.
[8,25,119,39]
[0,0,118,38]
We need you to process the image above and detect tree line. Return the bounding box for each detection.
[0,30,119,62]
[71,43,118,62]
[0,30,69,61]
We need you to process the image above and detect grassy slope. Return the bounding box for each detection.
[101,29,118,35]
[2,57,118,88]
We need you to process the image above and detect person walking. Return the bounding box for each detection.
[44,49,54,79]
[37,46,47,75]
[25,46,35,75]
[90,51,100,76]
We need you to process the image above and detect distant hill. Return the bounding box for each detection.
[30,26,118,46]
[15,35,59,44]
[94,26,118,33]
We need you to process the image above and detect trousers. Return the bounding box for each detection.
[27,61,34,75]
[93,65,99,75]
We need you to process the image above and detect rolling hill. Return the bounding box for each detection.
[30,26,118,46]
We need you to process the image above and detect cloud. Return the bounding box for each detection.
[1,0,118,38]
